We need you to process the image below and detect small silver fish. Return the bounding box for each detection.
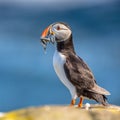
[41,39,47,51]
[41,35,55,53]
[41,37,50,53]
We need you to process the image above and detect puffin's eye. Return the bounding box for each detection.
[56,26,61,30]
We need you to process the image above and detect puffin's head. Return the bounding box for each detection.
[40,22,72,50]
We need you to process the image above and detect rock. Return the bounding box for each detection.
[0,104,120,120]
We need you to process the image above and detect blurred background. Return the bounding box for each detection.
[0,0,120,112]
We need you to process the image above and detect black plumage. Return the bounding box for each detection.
[41,22,110,107]
[57,34,108,105]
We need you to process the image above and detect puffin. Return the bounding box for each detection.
[40,22,110,107]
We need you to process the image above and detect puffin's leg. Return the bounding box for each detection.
[70,99,76,106]
[78,97,84,107]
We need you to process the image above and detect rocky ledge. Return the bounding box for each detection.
[0,104,120,120]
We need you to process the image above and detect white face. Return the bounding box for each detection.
[51,23,72,42]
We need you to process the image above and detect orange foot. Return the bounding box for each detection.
[78,97,84,108]
[70,99,76,106]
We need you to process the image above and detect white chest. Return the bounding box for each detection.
[53,50,77,99]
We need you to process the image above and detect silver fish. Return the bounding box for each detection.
[40,35,55,53]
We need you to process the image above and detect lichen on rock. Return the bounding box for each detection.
[0,104,120,120]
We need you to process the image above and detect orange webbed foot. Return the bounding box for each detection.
[70,99,76,106]
[78,97,84,108]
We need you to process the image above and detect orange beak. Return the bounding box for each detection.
[41,26,50,38]
[40,26,55,51]
[41,26,50,49]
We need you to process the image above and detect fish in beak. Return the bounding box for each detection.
[40,26,55,52]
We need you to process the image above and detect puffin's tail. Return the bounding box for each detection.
[90,92,108,106]
[87,84,110,96]
[83,90,108,106]
[84,84,110,105]
[95,94,108,106]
